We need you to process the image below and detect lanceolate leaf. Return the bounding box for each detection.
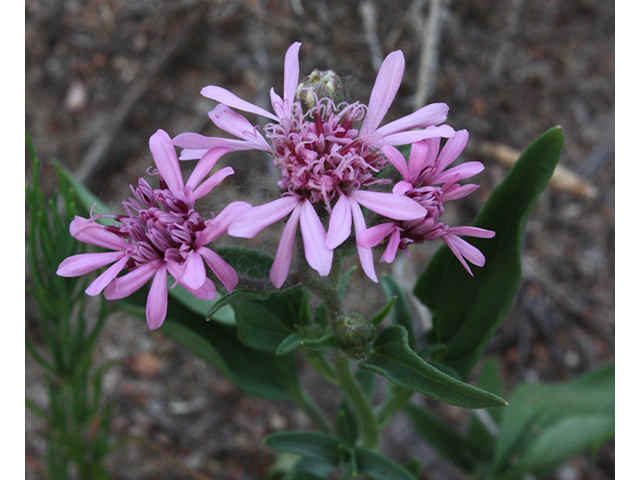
[414,127,564,379]
[120,289,298,401]
[360,326,507,409]
[380,274,415,347]
[265,431,350,466]
[354,446,418,480]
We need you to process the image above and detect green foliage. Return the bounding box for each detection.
[361,325,507,409]
[404,362,614,480]
[414,127,565,379]
[26,134,114,479]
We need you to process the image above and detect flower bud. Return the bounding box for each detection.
[332,311,376,357]
[296,70,347,111]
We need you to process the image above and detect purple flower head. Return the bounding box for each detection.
[173,42,456,286]
[359,130,495,275]
[57,129,250,329]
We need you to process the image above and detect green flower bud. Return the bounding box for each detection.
[296,70,348,111]
[332,311,376,358]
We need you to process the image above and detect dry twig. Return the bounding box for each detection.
[414,0,448,109]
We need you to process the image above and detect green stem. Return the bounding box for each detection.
[289,386,333,434]
[302,349,338,384]
[334,352,379,449]
[375,386,414,429]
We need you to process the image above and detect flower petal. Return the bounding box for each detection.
[326,194,353,249]
[381,124,455,146]
[208,105,271,150]
[198,201,253,246]
[185,148,231,192]
[376,102,450,137]
[201,85,279,121]
[228,196,300,238]
[283,42,302,107]
[103,261,161,300]
[69,216,127,250]
[178,148,208,160]
[433,129,469,176]
[358,222,396,249]
[191,166,235,200]
[84,255,130,296]
[447,226,496,239]
[433,161,484,185]
[57,251,124,277]
[350,190,426,220]
[380,228,401,263]
[300,199,333,277]
[181,251,207,290]
[198,247,238,294]
[349,197,377,282]
[270,203,302,288]
[146,265,168,330]
[382,145,410,180]
[361,51,405,134]
[182,277,217,301]
[408,138,439,181]
[149,129,184,196]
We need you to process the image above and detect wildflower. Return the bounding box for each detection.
[56,129,249,329]
[173,42,456,286]
[358,130,495,275]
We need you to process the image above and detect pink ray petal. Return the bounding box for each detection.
[201,86,279,121]
[433,129,469,175]
[392,180,413,196]
[191,166,235,200]
[198,247,238,294]
[376,103,449,137]
[172,132,225,150]
[178,148,208,160]
[326,194,353,249]
[300,199,333,277]
[198,201,253,245]
[358,222,397,249]
[411,137,440,183]
[380,228,402,263]
[69,217,127,250]
[84,255,130,296]
[228,196,300,238]
[186,148,232,192]
[434,162,484,185]
[446,234,486,267]
[270,88,286,119]
[283,42,302,107]
[103,261,161,300]
[57,251,125,277]
[440,183,480,202]
[149,129,184,196]
[381,124,455,146]
[350,190,426,220]
[348,197,377,282]
[441,234,473,276]
[181,251,207,290]
[447,226,495,239]
[382,145,410,180]
[270,203,302,288]
[361,51,405,134]
[182,277,217,301]
[146,265,168,330]
[208,105,271,150]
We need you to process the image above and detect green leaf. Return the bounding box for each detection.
[119,290,297,401]
[414,127,564,379]
[492,363,614,476]
[370,297,397,326]
[215,245,274,279]
[404,403,480,472]
[354,446,418,480]
[233,288,307,352]
[265,431,350,466]
[519,414,614,476]
[276,333,304,356]
[360,326,507,409]
[380,274,415,347]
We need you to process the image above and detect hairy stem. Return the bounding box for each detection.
[334,352,379,449]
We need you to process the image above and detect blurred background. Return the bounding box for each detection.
[25,0,614,478]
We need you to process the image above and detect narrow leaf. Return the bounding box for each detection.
[414,127,564,379]
[354,446,418,480]
[265,431,350,466]
[380,274,415,347]
[361,326,507,409]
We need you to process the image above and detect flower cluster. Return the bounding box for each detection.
[58,42,493,329]
[57,130,250,329]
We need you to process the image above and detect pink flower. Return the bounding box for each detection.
[174,42,457,285]
[56,129,249,329]
[358,130,495,275]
